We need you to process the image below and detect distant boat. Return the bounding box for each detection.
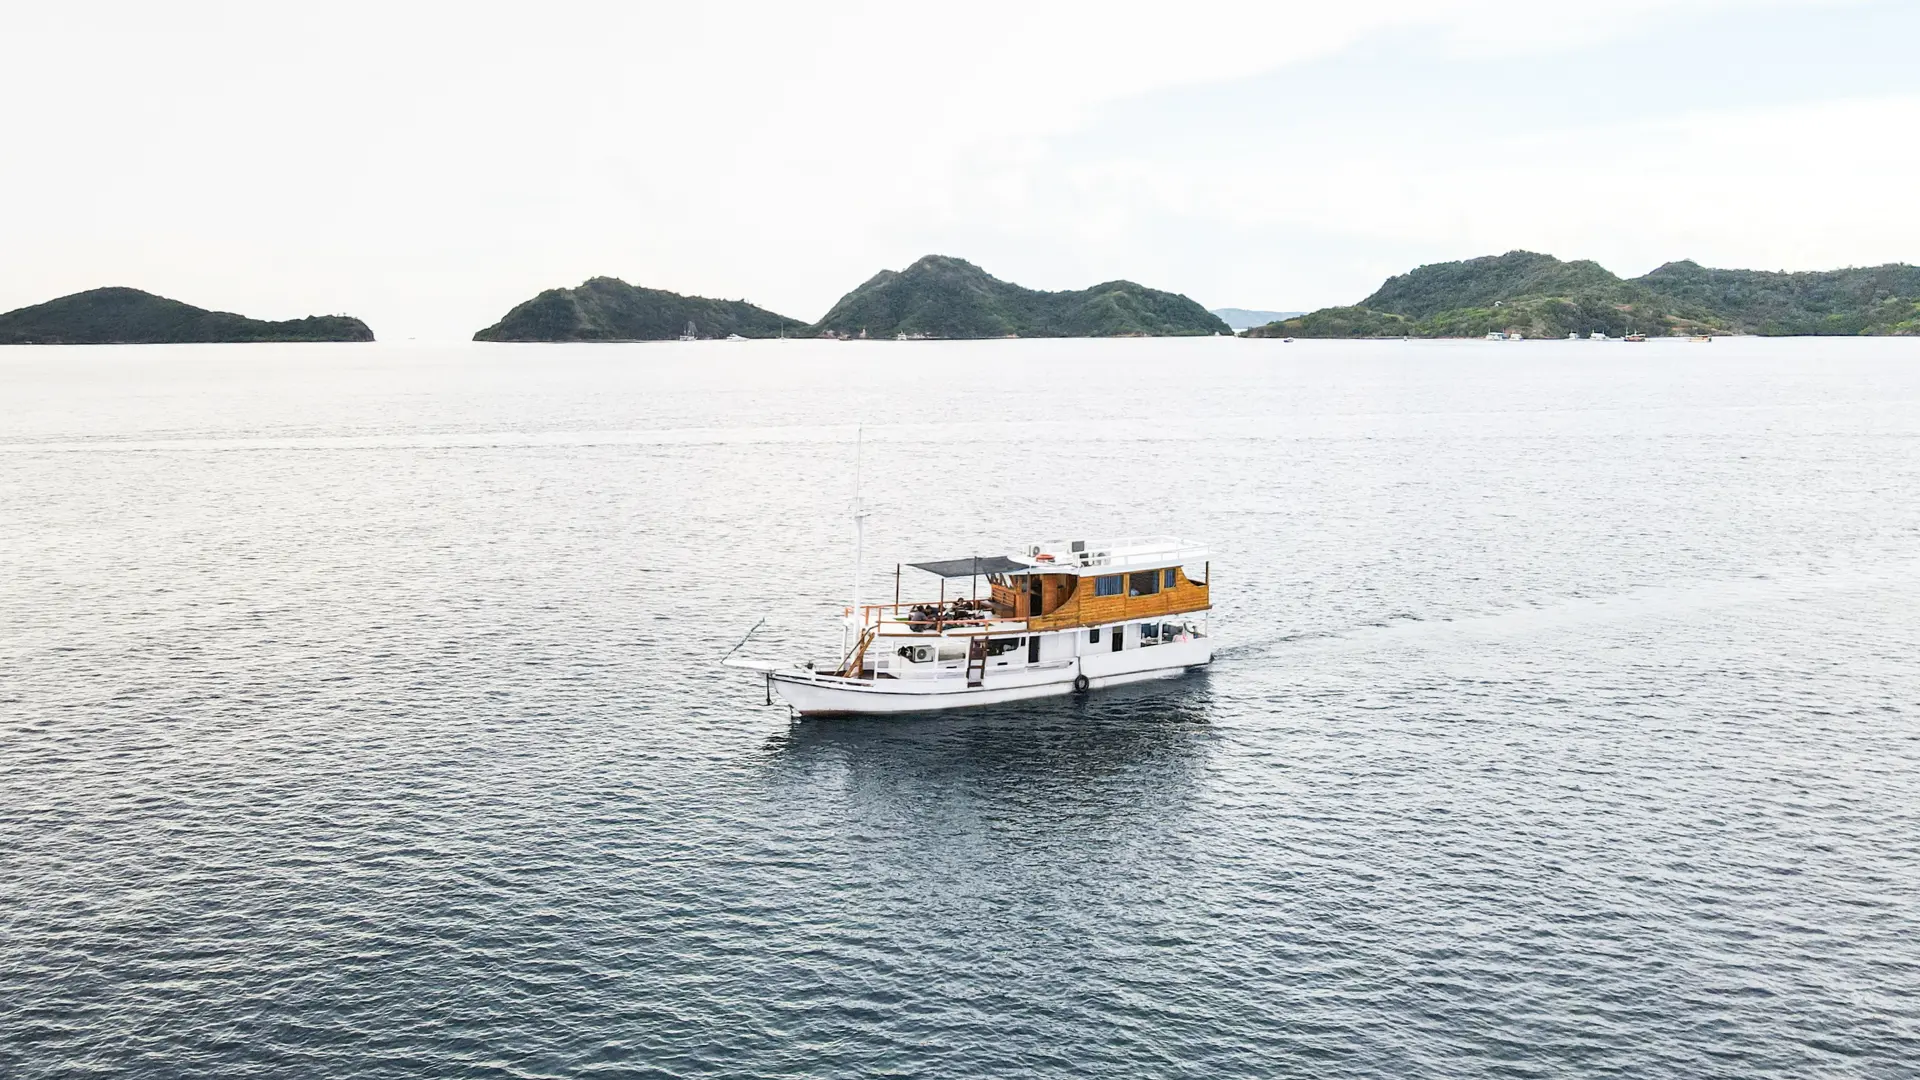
[1485,332,1506,341]
[726,333,746,341]
[1690,334,1713,343]
[1508,332,1524,341]
[679,321,698,342]
[1282,337,1295,343]
[1589,332,1608,341]
[1624,333,1648,342]
[1568,332,1579,340]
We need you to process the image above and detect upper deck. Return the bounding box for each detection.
[1019,535,1210,576]
[853,536,1211,635]
[831,535,1212,676]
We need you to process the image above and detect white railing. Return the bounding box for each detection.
[1023,535,1209,571]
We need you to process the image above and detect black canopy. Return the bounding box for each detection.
[907,555,1030,579]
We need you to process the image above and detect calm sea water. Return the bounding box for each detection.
[3,337,1918,1078]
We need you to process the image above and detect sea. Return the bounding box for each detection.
[2,336,1917,1078]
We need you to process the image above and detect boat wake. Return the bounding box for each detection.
[1213,557,1920,664]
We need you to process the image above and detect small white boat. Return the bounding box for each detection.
[726,333,747,341]
[1486,332,1506,341]
[679,321,698,342]
[1589,332,1608,341]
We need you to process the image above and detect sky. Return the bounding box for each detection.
[2,0,1915,340]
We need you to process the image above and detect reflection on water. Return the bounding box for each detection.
[759,676,1218,846]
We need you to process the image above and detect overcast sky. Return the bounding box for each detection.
[3,0,1915,339]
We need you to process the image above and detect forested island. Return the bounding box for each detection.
[473,278,806,341]
[1246,252,1920,339]
[0,288,374,344]
[477,256,1229,341]
[810,255,1230,338]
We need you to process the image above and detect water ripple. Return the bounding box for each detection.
[4,339,1919,1077]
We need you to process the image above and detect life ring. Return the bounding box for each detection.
[1073,674,1090,693]
[1035,553,1055,563]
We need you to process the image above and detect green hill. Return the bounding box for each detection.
[811,255,1230,338]
[0,287,374,344]
[1248,251,1920,339]
[474,277,806,341]
[1360,251,1628,319]
[1635,260,1920,336]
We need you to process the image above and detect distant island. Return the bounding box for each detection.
[478,256,1229,342]
[1246,252,1920,339]
[0,287,374,344]
[1211,307,1304,331]
[812,255,1229,339]
[473,277,806,342]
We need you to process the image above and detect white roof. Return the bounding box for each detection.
[1013,535,1209,576]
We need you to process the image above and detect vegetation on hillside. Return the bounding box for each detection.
[1359,252,1625,320]
[1245,306,1410,338]
[1636,260,1920,336]
[0,287,373,344]
[810,255,1231,338]
[1248,251,1920,339]
[474,277,806,341]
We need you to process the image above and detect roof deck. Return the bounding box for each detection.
[1020,535,1209,575]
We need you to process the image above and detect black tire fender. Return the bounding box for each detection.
[1073,674,1090,693]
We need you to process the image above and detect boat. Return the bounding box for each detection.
[726,430,1213,717]
[725,333,747,342]
[748,538,1215,717]
[679,321,698,342]
[1589,332,1608,341]
[1624,333,1648,342]
[1485,332,1506,341]
[1690,334,1713,343]
[1567,333,1579,340]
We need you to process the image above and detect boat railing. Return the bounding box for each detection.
[850,599,1020,636]
[1023,535,1209,571]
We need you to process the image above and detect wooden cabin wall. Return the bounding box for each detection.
[990,574,1079,618]
[1027,568,1209,631]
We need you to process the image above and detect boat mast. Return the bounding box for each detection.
[832,427,871,674]
[851,425,868,630]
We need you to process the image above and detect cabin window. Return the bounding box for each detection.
[986,638,1023,657]
[1129,571,1159,597]
[1141,622,1161,646]
[1095,574,1123,597]
[1162,568,1177,589]
[1088,628,1100,643]
[1111,625,1125,651]
[1028,636,1040,663]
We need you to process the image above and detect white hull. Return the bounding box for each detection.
[769,638,1214,717]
